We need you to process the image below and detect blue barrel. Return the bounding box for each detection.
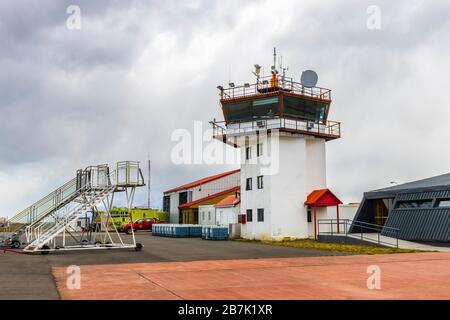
[207,226,229,240]
[153,224,211,238]
[189,225,202,238]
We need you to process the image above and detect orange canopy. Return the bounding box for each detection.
[305,189,342,207]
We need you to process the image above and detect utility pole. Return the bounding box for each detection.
[148,156,151,209]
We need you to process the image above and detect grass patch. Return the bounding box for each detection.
[236,238,425,255]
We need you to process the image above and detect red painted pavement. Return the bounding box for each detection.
[53,252,450,300]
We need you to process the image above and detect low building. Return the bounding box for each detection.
[198,205,216,225]
[163,169,240,223]
[352,173,450,242]
[179,186,240,224]
[214,194,241,226]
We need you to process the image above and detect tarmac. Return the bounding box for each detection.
[54,252,450,300]
[4,233,450,300]
[0,233,344,300]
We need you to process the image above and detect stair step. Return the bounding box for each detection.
[25,185,117,250]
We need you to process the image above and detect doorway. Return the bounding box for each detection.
[373,199,390,226]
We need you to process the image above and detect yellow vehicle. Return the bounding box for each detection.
[94,207,168,231]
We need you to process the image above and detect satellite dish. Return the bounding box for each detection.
[301,70,318,88]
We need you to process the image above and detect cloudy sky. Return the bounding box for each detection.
[1,0,449,216]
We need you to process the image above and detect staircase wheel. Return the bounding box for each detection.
[135,243,143,252]
[11,240,21,249]
[41,245,50,255]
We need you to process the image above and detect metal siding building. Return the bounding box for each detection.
[163,170,240,224]
[352,173,450,242]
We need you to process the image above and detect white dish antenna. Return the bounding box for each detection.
[301,70,318,88]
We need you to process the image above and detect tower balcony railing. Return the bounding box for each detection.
[211,116,341,141]
[219,76,332,101]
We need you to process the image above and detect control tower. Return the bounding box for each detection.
[211,49,341,240]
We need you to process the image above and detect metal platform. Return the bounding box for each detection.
[211,116,341,143]
[0,161,145,254]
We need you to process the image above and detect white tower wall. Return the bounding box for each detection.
[240,134,327,240]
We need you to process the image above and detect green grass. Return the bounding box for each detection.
[236,238,426,255]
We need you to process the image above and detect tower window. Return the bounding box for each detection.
[257,176,264,189]
[246,178,253,191]
[395,200,432,209]
[436,200,450,208]
[257,208,264,222]
[307,207,312,223]
[246,209,253,222]
[257,143,263,157]
[246,147,252,160]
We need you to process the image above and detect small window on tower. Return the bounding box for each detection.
[257,143,263,157]
[257,208,264,222]
[246,209,253,222]
[246,178,253,191]
[257,176,264,189]
[307,207,312,223]
[246,146,252,160]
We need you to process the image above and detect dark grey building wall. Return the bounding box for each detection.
[349,198,384,233]
[382,208,450,242]
[352,185,450,242]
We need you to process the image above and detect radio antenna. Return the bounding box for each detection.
[272,47,277,72]
[147,155,151,209]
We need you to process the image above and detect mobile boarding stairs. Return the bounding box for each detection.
[0,161,145,254]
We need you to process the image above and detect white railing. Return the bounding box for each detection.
[211,117,340,140]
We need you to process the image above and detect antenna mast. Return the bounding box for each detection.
[279,55,288,88]
[147,156,151,209]
[273,47,277,72]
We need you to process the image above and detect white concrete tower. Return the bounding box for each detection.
[211,54,340,240]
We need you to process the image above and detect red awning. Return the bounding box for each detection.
[305,189,342,207]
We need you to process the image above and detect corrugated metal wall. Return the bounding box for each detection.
[192,171,240,200]
[352,188,450,242]
[382,208,450,242]
[396,190,450,201]
[349,198,377,233]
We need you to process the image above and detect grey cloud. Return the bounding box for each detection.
[0,0,449,214]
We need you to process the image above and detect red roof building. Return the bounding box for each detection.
[178,187,240,224]
[163,169,241,224]
[164,169,240,194]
